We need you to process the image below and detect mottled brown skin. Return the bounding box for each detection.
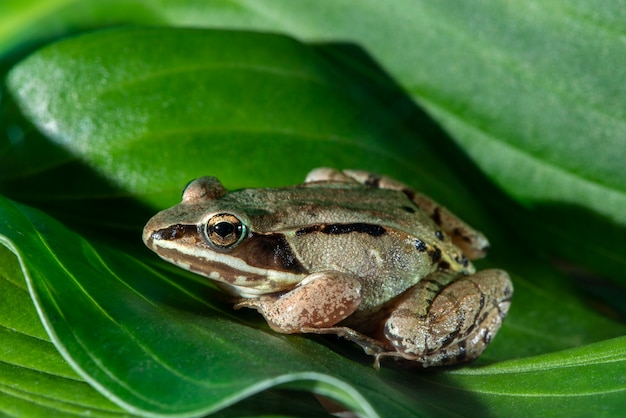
[143,168,513,367]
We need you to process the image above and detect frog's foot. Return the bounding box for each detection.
[234,271,363,333]
[300,326,391,358]
[381,269,513,367]
[307,168,489,260]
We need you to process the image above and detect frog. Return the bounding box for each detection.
[143,168,512,367]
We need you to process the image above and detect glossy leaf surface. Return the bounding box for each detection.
[1,2,626,417]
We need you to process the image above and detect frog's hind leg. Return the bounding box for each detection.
[341,169,490,260]
[380,269,512,367]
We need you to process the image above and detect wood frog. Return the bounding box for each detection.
[143,168,512,367]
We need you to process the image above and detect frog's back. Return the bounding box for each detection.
[230,182,435,235]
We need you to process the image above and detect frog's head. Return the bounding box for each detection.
[142,177,306,297]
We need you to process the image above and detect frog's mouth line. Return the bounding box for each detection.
[148,234,308,297]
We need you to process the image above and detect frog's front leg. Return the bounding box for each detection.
[234,272,363,333]
[306,168,489,260]
[380,269,512,367]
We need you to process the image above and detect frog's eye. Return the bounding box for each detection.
[205,213,246,249]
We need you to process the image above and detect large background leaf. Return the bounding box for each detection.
[1,1,625,417]
[3,0,625,284]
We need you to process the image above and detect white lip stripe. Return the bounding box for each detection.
[153,239,305,282]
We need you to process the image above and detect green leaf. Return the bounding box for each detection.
[0,241,130,417]
[2,0,624,286]
[0,238,334,418]
[2,26,626,417]
[3,1,626,415]
[2,27,466,234]
[194,0,626,288]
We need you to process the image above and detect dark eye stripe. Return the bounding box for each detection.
[150,224,198,241]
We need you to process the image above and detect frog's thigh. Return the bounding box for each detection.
[235,272,363,334]
[383,269,512,367]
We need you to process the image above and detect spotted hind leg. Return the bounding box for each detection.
[379,269,512,367]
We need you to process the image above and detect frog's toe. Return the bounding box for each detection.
[305,167,357,183]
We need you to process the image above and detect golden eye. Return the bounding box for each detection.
[205,213,246,248]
